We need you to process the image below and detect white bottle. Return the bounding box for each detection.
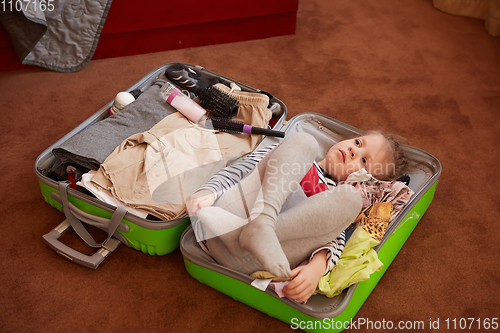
[160,82,206,123]
[109,92,135,115]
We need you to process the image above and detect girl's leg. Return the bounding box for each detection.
[199,184,362,276]
[198,132,319,277]
[277,184,362,268]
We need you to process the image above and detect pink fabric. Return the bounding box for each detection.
[339,180,414,222]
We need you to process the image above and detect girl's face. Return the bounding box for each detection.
[323,134,393,182]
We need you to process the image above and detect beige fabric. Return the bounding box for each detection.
[91,86,271,220]
[433,0,500,36]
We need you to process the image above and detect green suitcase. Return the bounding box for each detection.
[180,112,440,332]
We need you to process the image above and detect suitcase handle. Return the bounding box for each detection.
[49,192,130,233]
[42,182,128,269]
[43,220,120,269]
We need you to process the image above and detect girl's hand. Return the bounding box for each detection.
[185,190,215,216]
[282,250,328,303]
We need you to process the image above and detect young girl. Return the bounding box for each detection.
[186,130,408,302]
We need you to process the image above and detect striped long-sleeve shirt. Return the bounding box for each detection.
[196,143,345,275]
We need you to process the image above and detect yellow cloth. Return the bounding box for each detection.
[315,226,383,297]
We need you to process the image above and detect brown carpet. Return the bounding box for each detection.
[1,0,499,332]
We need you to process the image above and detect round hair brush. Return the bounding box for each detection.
[207,117,285,138]
[198,86,239,119]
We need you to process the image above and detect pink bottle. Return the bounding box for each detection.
[160,82,206,123]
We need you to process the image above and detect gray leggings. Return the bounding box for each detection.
[204,132,362,275]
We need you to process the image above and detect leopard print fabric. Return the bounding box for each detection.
[354,202,393,242]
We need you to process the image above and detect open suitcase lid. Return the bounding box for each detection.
[35,63,288,230]
[180,112,441,319]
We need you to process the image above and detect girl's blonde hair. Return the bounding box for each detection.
[364,130,409,181]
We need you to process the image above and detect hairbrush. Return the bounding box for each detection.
[198,86,239,119]
[207,117,285,138]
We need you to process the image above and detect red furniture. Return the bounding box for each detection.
[0,0,298,72]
